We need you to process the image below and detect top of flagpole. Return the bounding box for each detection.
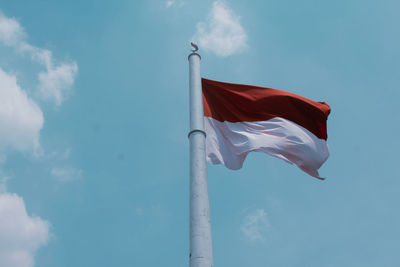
[188,42,201,60]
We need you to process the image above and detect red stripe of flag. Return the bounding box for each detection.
[202,78,331,140]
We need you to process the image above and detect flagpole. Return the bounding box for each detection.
[188,44,214,267]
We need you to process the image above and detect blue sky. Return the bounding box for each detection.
[0,0,399,266]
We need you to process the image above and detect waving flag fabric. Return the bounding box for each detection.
[202,78,331,179]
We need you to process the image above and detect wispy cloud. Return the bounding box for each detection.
[166,0,184,8]
[0,12,78,106]
[0,192,50,267]
[0,175,10,193]
[63,148,71,159]
[166,1,175,8]
[193,1,247,57]
[241,209,270,241]
[37,61,78,106]
[51,167,83,183]
[0,12,25,46]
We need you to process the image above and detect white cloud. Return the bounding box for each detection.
[166,0,175,8]
[0,12,25,46]
[0,12,78,106]
[241,209,270,241]
[0,193,50,267]
[0,68,43,153]
[37,61,78,106]
[193,1,247,57]
[51,167,82,183]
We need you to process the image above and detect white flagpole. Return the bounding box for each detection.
[188,44,214,267]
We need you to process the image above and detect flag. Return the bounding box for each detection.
[202,78,331,179]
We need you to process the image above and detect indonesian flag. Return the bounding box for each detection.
[202,78,331,179]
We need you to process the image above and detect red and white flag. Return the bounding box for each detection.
[202,78,331,179]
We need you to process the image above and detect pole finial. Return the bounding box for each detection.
[191,42,199,52]
[188,42,201,60]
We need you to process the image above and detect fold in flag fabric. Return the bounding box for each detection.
[202,78,331,179]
